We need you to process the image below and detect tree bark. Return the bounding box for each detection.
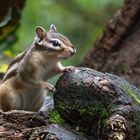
[80,0,140,88]
[0,110,87,140]
[0,0,26,41]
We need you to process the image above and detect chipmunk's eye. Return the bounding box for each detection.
[50,39,61,47]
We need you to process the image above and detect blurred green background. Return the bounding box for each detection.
[0,0,123,83]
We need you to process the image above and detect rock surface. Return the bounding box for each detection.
[54,67,140,140]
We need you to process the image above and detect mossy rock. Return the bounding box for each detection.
[54,67,140,140]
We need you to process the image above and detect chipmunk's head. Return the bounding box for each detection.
[34,24,76,59]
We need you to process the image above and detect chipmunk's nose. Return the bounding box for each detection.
[70,47,76,56]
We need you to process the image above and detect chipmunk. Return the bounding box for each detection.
[0,24,76,112]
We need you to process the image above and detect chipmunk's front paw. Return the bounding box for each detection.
[63,66,75,73]
[42,82,56,93]
[46,84,56,93]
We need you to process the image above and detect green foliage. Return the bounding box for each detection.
[0,0,123,76]
[13,0,122,64]
[49,110,65,124]
[0,64,8,73]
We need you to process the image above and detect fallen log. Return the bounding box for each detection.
[54,67,140,140]
[0,105,86,139]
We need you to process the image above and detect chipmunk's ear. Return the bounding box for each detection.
[35,26,46,39]
[50,24,57,32]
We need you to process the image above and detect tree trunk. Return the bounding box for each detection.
[0,0,26,41]
[80,0,140,88]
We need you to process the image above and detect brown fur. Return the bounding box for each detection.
[0,25,76,112]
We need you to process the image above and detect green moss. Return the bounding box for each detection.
[92,103,109,119]
[49,110,65,124]
[58,103,87,114]
[78,108,87,114]
[57,101,109,120]
[125,86,140,104]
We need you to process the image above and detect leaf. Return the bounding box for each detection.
[3,50,13,57]
[0,64,8,73]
